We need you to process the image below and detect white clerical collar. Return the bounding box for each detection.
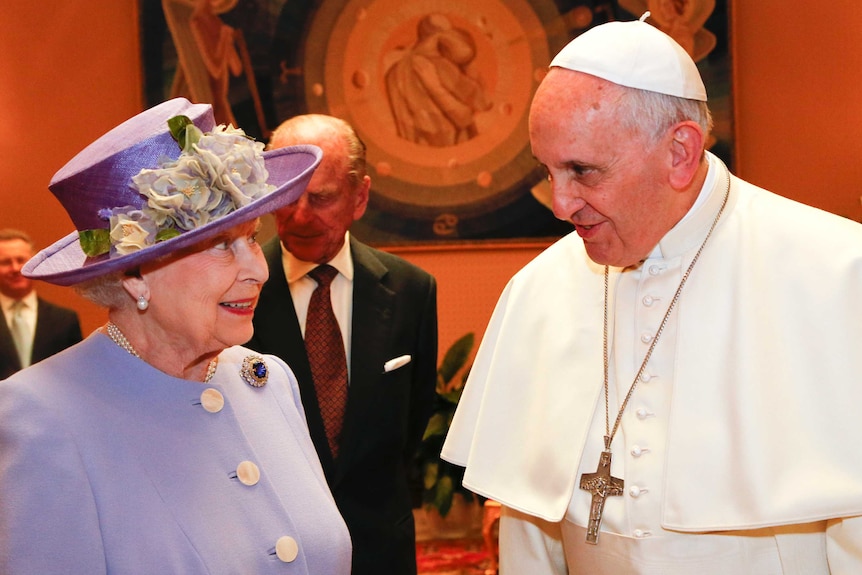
[281,231,355,284]
[648,152,728,260]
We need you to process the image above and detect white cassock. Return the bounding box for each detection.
[441,152,862,574]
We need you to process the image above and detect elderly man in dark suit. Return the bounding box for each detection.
[0,229,82,380]
[246,114,438,575]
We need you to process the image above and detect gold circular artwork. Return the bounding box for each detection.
[294,0,568,240]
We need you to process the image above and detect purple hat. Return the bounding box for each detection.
[23,98,321,286]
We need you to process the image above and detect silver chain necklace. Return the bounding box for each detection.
[579,163,731,545]
[105,321,218,383]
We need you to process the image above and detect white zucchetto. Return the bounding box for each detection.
[550,12,708,102]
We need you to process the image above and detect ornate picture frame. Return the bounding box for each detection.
[141,0,733,247]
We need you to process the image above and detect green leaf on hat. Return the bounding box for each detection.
[78,229,111,257]
[167,115,201,151]
[155,228,181,243]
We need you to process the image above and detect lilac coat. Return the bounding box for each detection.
[0,334,351,574]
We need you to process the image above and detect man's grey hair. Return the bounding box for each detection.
[616,86,714,144]
[268,114,368,188]
[0,228,35,249]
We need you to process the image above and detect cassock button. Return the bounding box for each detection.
[636,408,653,419]
[633,529,650,538]
[275,536,299,563]
[629,485,647,498]
[642,295,655,306]
[236,461,260,486]
[639,372,653,383]
[640,333,653,344]
[630,445,646,457]
[648,265,661,276]
[200,389,224,413]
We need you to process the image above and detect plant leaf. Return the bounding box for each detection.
[435,372,446,394]
[423,412,448,441]
[423,461,438,490]
[437,332,474,384]
[434,475,454,517]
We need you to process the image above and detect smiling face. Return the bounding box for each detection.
[0,238,34,299]
[271,120,369,264]
[529,69,688,267]
[136,220,267,358]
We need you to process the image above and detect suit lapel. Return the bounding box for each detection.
[331,238,396,485]
[0,310,21,378]
[31,298,60,363]
[30,299,51,362]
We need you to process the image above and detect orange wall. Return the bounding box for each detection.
[732,2,862,222]
[2,2,861,360]
[0,2,143,341]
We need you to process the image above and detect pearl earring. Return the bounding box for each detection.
[137,295,149,311]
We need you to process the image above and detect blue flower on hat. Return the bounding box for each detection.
[81,117,273,257]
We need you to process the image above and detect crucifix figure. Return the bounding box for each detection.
[579,449,624,544]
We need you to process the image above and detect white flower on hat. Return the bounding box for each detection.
[132,123,274,237]
[80,117,274,258]
[109,209,156,255]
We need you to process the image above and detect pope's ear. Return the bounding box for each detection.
[668,122,704,190]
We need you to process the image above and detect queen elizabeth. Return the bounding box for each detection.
[0,98,352,574]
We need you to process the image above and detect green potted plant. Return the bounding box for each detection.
[416,332,478,517]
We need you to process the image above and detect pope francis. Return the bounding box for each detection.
[441,13,862,575]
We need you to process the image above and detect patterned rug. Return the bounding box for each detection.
[416,537,494,575]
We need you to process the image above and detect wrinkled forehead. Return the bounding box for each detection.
[530,69,624,126]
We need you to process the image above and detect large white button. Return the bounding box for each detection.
[642,295,655,306]
[648,265,661,275]
[275,536,299,563]
[236,461,260,486]
[200,388,224,413]
[640,333,653,343]
[636,408,653,419]
[639,372,653,383]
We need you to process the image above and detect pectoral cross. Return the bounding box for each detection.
[579,447,624,544]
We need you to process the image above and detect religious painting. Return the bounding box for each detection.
[140,0,733,247]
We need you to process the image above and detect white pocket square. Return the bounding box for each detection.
[383,355,412,373]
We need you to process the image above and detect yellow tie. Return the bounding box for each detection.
[10,300,31,369]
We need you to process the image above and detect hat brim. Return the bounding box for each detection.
[23,144,322,286]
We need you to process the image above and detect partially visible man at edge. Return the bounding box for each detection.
[246,114,438,575]
[441,14,862,575]
[0,228,82,380]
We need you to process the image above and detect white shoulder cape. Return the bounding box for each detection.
[442,173,862,529]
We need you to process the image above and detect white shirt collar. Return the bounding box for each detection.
[0,290,37,314]
[281,231,355,284]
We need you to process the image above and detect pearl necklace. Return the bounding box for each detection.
[105,322,218,383]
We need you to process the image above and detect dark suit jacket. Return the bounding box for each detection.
[0,297,83,380]
[247,236,438,575]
